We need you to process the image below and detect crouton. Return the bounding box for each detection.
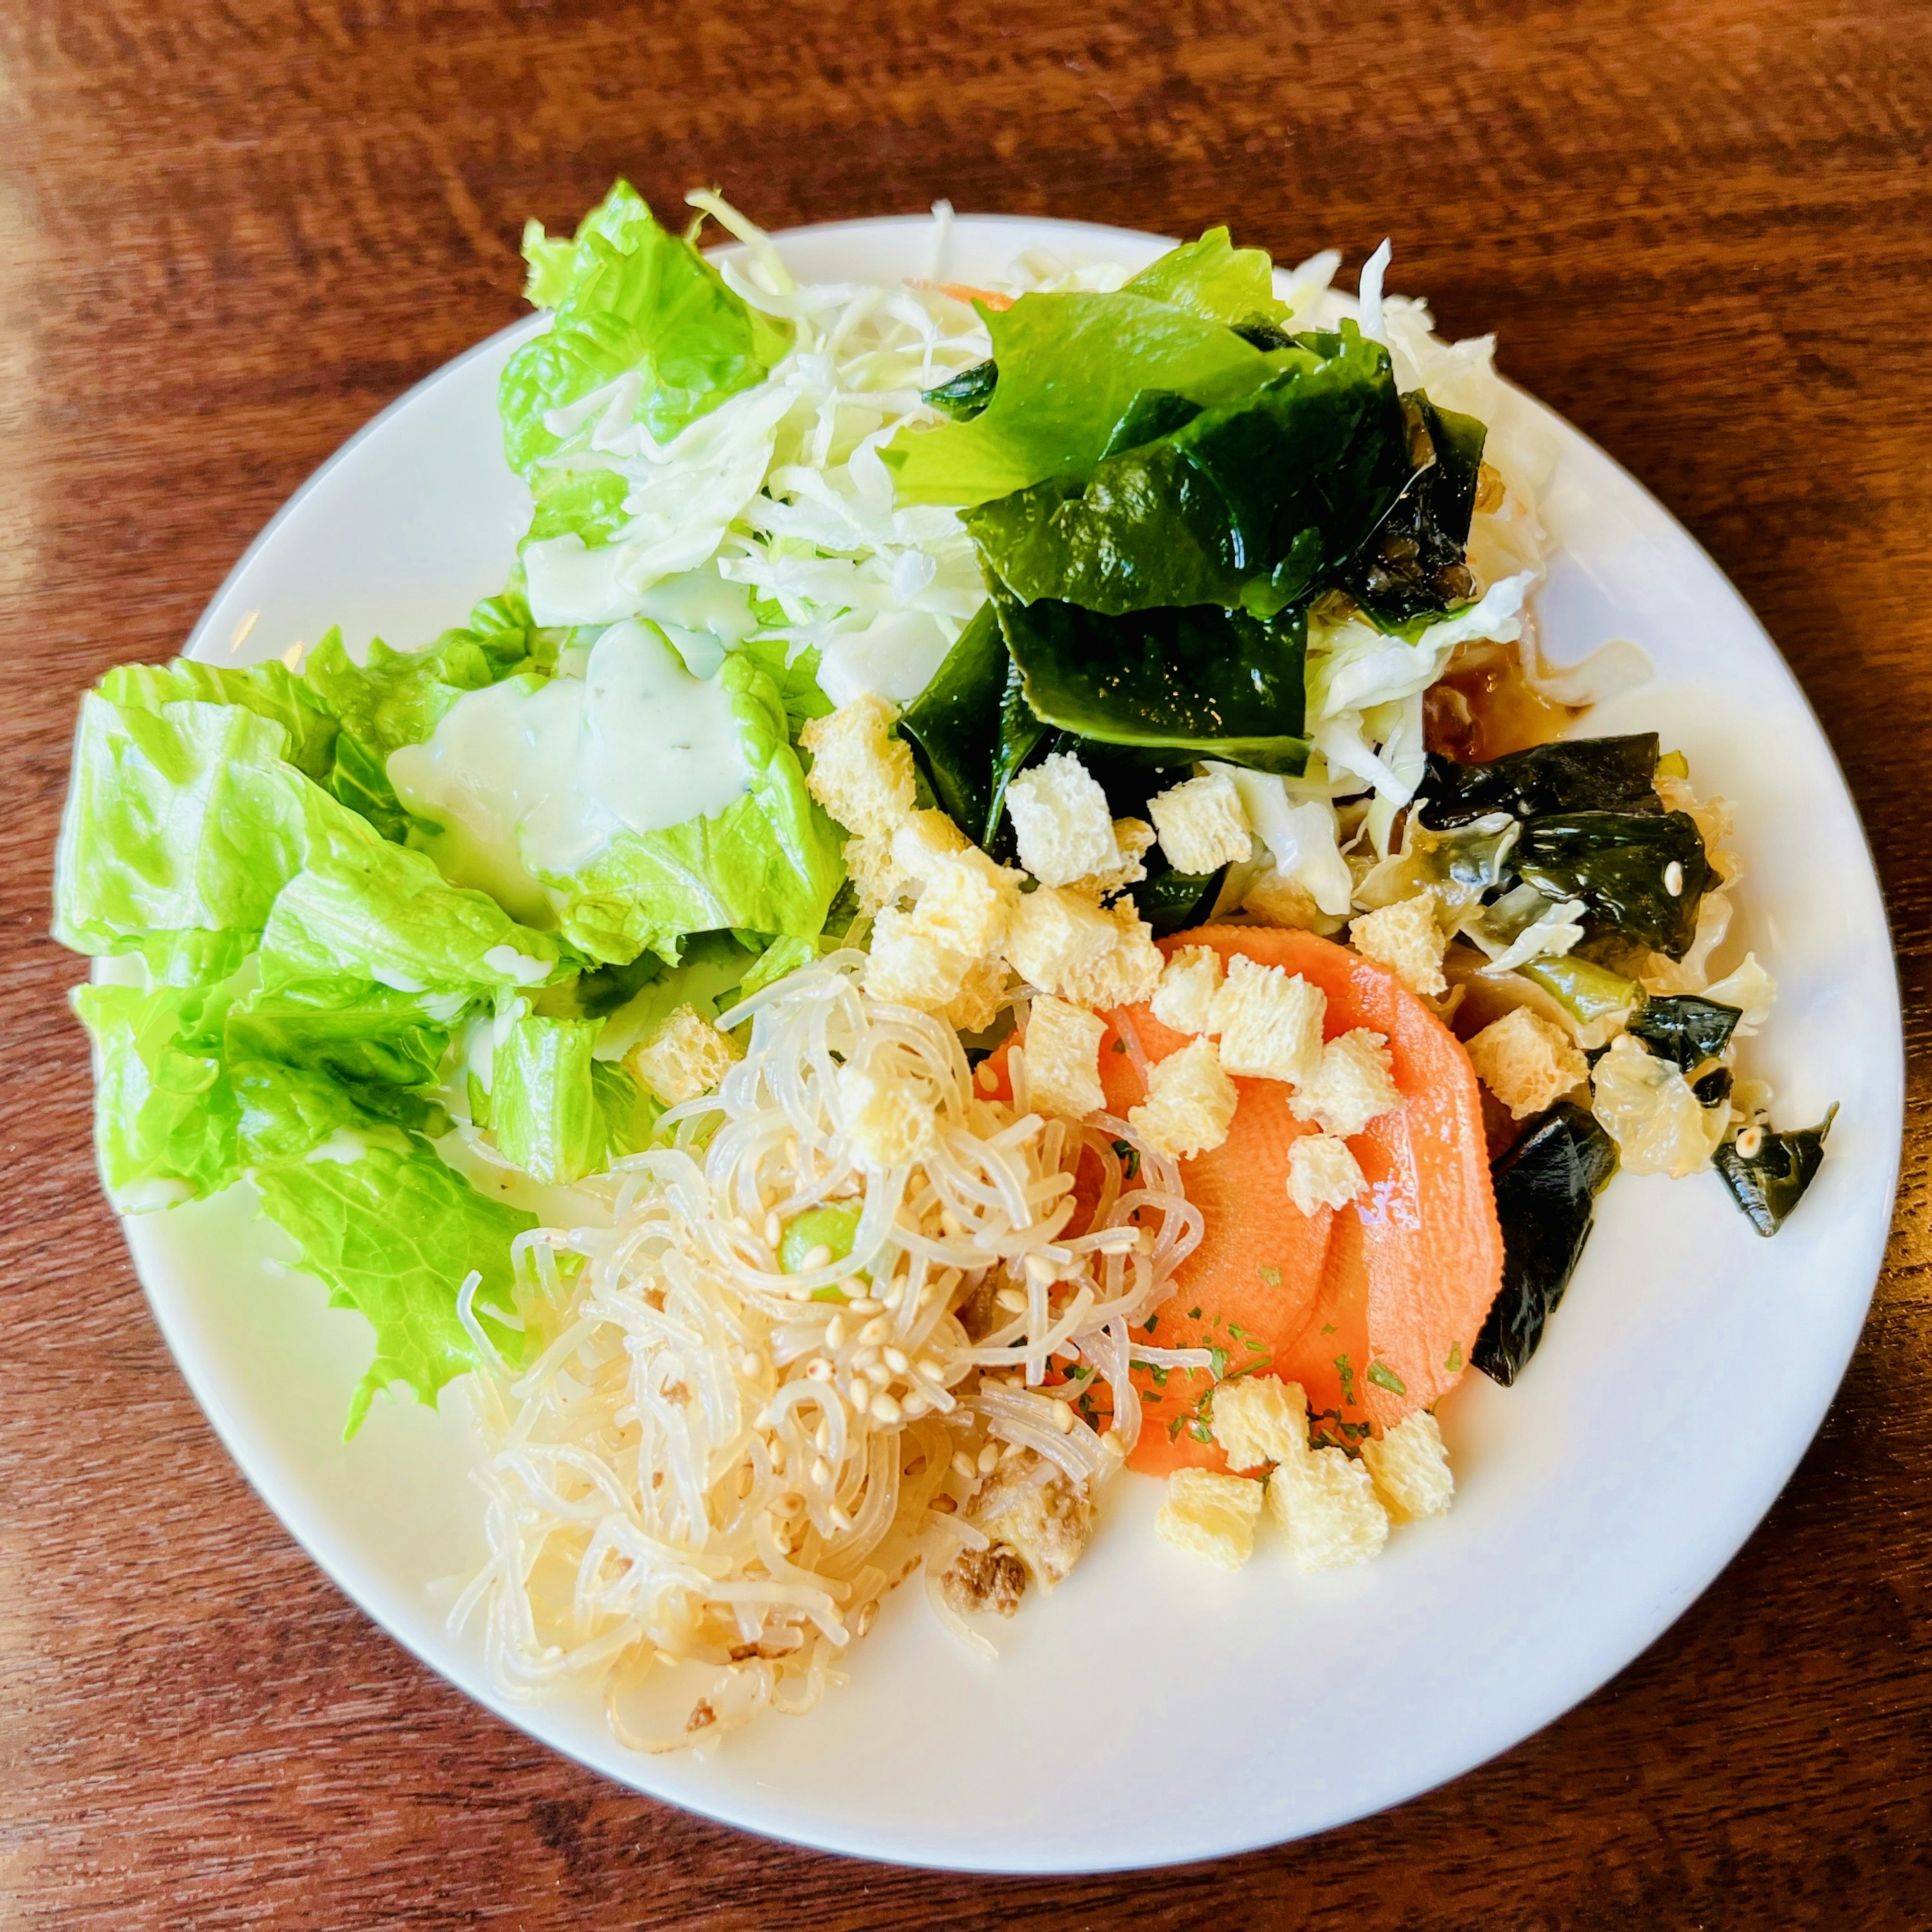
[1287,1132,1367,1213]
[1150,943,1224,1035]
[1076,818,1156,895]
[843,830,902,915]
[913,846,1023,960]
[1360,1410,1454,1524]
[1465,1006,1589,1119]
[838,1063,937,1168]
[1004,752,1121,888]
[1241,865,1341,933]
[1210,1376,1311,1474]
[799,694,916,839]
[626,1005,740,1105]
[942,955,1012,1035]
[862,904,974,1010]
[1156,1467,1264,1570]
[892,807,971,885]
[1003,887,1163,1010]
[1129,1037,1238,1160]
[1349,893,1448,997]
[1266,1445,1390,1569]
[1290,1029,1402,1138]
[1023,995,1107,1119]
[1208,954,1326,1085]
[1148,769,1253,875]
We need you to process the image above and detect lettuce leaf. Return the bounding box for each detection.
[490,1014,604,1185]
[535,652,843,964]
[886,291,1288,508]
[1124,228,1290,328]
[253,1140,533,1436]
[500,180,791,547]
[99,658,340,780]
[71,981,243,1209]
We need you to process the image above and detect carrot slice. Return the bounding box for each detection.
[985,925,1502,1476]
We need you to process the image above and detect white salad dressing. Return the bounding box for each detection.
[388,617,747,924]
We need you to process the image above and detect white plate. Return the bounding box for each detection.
[116,216,1903,1873]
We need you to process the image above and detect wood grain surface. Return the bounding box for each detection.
[3,2,1927,1924]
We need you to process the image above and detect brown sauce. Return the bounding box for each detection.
[1422,641,1583,763]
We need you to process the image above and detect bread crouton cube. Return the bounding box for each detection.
[1210,1376,1311,1473]
[1349,894,1448,997]
[1004,752,1121,888]
[842,830,901,915]
[799,694,916,839]
[862,904,972,1010]
[1150,944,1224,1035]
[1068,900,1164,1008]
[1465,1006,1589,1119]
[1076,817,1156,895]
[1241,865,1342,934]
[1003,888,1162,1009]
[838,1063,937,1168]
[1266,1446,1390,1569]
[1149,769,1253,875]
[626,1005,741,1105]
[1360,1410,1454,1524]
[1287,1132,1367,1213]
[914,847,1023,960]
[892,807,971,885]
[1023,995,1107,1118]
[1290,1029,1402,1138]
[1129,1037,1238,1159]
[1156,1468,1264,1570]
[942,955,1012,1035]
[1208,954,1326,1084]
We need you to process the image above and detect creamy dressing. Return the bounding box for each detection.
[388,618,747,924]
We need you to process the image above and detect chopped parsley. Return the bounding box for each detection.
[1334,1352,1358,1406]
[1258,1264,1282,1289]
[1110,1138,1142,1180]
[1444,1341,1464,1373]
[1366,1360,1407,1396]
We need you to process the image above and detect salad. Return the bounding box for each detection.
[54,184,1835,1751]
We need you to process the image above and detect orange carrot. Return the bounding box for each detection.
[988,925,1502,1475]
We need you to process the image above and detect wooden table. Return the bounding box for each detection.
[4,2,1927,1923]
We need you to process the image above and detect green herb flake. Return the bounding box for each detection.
[1258,1265,1282,1289]
[1366,1360,1408,1396]
[1444,1342,1463,1373]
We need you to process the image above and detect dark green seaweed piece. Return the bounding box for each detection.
[995,589,1310,773]
[1418,734,1664,829]
[1713,1107,1836,1236]
[1625,994,1743,1072]
[962,329,1407,618]
[898,603,1013,843]
[1473,1102,1619,1386]
[1692,1066,1735,1107]
[1339,393,1487,626]
[1232,319,1298,351]
[1129,859,1225,935]
[1516,810,1714,959]
[921,359,998,421]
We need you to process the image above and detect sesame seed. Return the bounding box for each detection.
[851,1345,879,1372]
[1100,1430,1127,1458]
[951,1451,978,1482]
[870,1392,904,1425]
[976,1063,999,1092]
[853,1599,878,1636]
[864,1361,893,1387]
[1737,1125,1765,1159]
[849,1295,883,1315]
[1051,1399,1076,1433]
[915,1356,944,1383]
[815,1418,831,1451]
[804,1356,833,1382]
[995,1284,1027,1313]
[825,1314,848,1350]
[940,1209,966,1239]
[881,1277,906,1311]
[810,1456,832,1486]
[800,1243,834,1271]
[884,1346,910,1374]
[859,1316,892,1346]
[845,1377,870,1410]
[764,1210,783,1249]
[902,1390,930,1416]
[977,1442,1001,1474]
[829,1503,854,1532]
[741,1351,762,1377]
[1664,860,1684,897]
[1024,1252,1056,1287]
[929,1492,957,1513]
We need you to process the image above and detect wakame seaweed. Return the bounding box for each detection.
[1515,810,1714,959]
[1338,392,1488,625]
[996,590,1310,772]
[921,359,998,421]
[1129,859,1225,936]
[1473,1102,1619,1386]
[1713,1107,1836,1236]
[1419,734,1664,829]
[1624,993,1743,1071]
